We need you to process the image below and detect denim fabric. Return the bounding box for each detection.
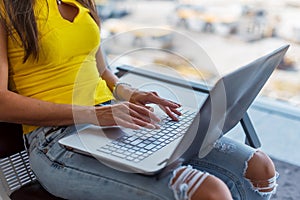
[189,137,274,200]
[26,125,274,200]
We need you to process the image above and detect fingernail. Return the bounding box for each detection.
[147,124,156,129]
[153,116,160,122]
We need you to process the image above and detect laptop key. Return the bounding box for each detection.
[131,139,143,146]
[97,107,195,162]
[112,152,127,159]
[126,156,134,161]
[144,144,156,150]
[97,148,112,154]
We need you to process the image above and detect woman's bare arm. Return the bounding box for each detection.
[0,23,158,129]
[95,47,181,121]
[0,21,95,126]
[95,48,138,101]
[95,48,118,91]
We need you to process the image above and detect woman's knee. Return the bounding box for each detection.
[170,165,232,200]
[245,150,278,192]
[195,175,232,200]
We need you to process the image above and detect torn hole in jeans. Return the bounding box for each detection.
[169,165,209,200]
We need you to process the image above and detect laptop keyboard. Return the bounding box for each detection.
[97,109,196,163]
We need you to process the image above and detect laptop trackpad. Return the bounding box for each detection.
[101,127,128,140]
[59,125,131,153]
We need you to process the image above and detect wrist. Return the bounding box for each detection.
[72,105,98,125]
[113,82,135,101]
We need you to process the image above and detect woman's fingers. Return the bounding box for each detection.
[96,95,181,129]
[128,103,160,123]
[111,103,160,129]
[169,107,182,116]
[160,106,179,121]
[146,93,182,120]
[147,92,181,109]
[114,117,141,129]
[130,91,182,120]
[114,117,157,130]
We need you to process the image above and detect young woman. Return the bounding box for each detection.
[0,0,278,199]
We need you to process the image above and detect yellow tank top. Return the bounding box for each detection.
[5,0,113,134]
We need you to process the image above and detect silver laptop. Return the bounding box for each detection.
[59,45,289,175]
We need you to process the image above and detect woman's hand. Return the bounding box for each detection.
[95,102,161,129]
[129,90,182,121]
[110,82,181,122]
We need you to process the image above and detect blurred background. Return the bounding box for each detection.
[96,0,300,107]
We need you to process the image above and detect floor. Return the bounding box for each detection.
[272,158,300,200]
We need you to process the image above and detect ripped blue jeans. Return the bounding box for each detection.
[26,124,277,200]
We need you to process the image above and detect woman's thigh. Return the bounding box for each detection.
[27,125,263,200]
[188,136,263,200]
[26,125,174,200]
